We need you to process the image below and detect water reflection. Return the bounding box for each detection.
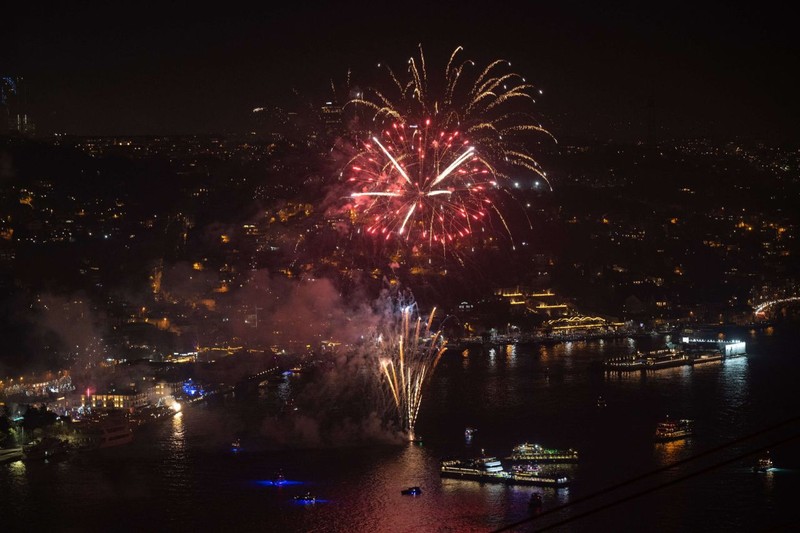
[2,330,795,532]
[505,344,517,368]
[169,411,186,453]
[720,356,749,412]
[654,439,688,466]
[538,345,550,362]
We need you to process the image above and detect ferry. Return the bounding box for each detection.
[74,416,134,450]
[604,348,689,372]
[654,417,694,441]
[507,443,579,463]
[511,462,541,474]
[440,456,569,487]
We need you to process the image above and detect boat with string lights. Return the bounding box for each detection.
[654,417,694,441]
[753,453,774,472]
[440,456,569,487]
[506,443,579,463]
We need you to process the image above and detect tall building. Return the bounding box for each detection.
[320,101,342,129]
[1,76,35,136]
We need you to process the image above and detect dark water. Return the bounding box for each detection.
[3,327,800,532]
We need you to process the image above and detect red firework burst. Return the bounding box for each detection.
[347,119,503,248]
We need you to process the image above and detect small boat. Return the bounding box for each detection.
[597,396,607,408]
[231,438,241,452]
[754,453,774,472]
[465,427,477,439]
[401,486,423,496]
[654,417,693,441]
[529,493,543,509]
[294,492,316,503]
[23,437,70,461]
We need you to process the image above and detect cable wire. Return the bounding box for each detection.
[491,415,800,532]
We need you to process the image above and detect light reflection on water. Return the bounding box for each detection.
[2,330,799,531]
[654,438,689,466]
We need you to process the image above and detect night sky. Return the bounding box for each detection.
[5,1,798,142]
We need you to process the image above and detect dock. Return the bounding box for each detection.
[0,447,23,464]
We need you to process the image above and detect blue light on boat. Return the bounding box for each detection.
[255,480,304,487]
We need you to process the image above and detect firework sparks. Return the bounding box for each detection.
[372,298,447,440]
[342,45,554,253]
[347,121,496,246]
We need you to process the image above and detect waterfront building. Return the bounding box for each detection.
[82,388,148,410]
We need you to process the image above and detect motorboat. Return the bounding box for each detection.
[529,493,543,509]
[754,453,774,472]
[401,486,423,496]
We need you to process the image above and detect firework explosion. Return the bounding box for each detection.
[372,297,447,440]
[347,121,497,245]
[343,45,554,254]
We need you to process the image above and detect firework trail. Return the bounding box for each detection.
[371,294,447,440]
[342,45,554,254]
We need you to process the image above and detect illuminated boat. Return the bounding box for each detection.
[511,462,541,474]
[465,427,476,439]
[441,456,569,487]
[507,443,579,463]
[604,348,689,372]
[401,486,423,495]
[654,417,693,441]
[74,415,134,450]
[294,492,316,503]
[754,453,773,472]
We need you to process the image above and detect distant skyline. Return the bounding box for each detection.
[5,2,798,142]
